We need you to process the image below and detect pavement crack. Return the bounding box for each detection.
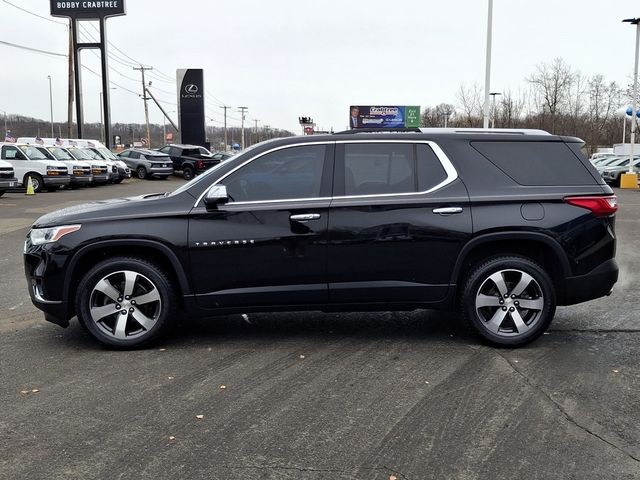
[494,350,640,464]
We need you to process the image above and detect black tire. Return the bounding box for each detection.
[183,166,195,181]
[461,255,556,347]
[24,173,44,193]
[136,166,148,180]
[0,190,4,197]
[75,256,178,349]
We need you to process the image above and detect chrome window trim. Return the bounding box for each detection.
[194,139,458,208]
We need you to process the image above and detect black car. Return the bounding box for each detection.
[157,144,219,180]
[24,129,618,348]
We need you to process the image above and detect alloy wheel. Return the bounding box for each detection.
[89,270,162,340]
[475,269,544,337]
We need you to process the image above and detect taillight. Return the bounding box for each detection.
[564,195,618,217]
[196,160,204,169]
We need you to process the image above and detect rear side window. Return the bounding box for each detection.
[342,143,449,196]
[471,141,596,186]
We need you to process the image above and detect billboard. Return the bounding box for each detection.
[50,0,126,19]
[177,69,206,147]
[349,105,421,129]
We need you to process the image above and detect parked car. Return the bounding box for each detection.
[86,146,131,183]
[62,147,111,185]
[599,157,640,186]
[0,159,17,197]
[24,129,618,349]
[34,146,93,188]
[157,144,219,180]
[0,143,70,192]
[117,148,174,179]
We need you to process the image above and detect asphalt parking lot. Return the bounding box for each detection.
[1,180,639,479]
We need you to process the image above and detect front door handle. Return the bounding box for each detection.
[432,207,463,215]
[290,213,321,221]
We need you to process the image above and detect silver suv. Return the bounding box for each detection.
[117,148,174,179]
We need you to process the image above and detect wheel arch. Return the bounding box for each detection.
[451,232,571,304]
[65,239,191,317]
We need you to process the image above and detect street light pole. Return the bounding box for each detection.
[489,92,502,128]
[238,107,248,149]
[482,0,494,129]
[623,18,640,181]
[47,75,54,137]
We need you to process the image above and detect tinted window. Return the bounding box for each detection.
[119,150,130,158]
[343,143,414,196]
[471,141,596,186]
[129,151,140,159]
[223,145,326,202]
[417,144,448,191]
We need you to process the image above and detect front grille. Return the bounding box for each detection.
[0,167,14,179]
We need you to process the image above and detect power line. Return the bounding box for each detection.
[1,0,67,26]
[0,39,67,58]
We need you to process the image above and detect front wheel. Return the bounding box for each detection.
[461,256,556,347]
[76,257,177,349]
[136,166,148,179]
[24,173,44,193]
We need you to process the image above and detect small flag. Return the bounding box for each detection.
[55,137,63,146]
[4,131,15,143]
[35,136,44,145]
[69,140,77,146]
[87,141,95,148]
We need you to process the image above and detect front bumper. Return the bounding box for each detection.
[43,175,71,187]
[70,175,93,186]
[92,173,110,184]
[117,166,131,179]
[561,258,619,305]
[24,246,70,327]
[0,177,18,189]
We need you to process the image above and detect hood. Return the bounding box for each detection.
[33,192,170,228]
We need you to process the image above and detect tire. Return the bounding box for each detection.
[461,255,556,347]
[136,166,148,180]
[75,256,178,349]
[24,173,44,193]
[183,166,195,181]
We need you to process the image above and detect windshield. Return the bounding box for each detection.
[18,145,48,160]
[67,147,92,160]
[46,147,72,160]
[97,147,117,160]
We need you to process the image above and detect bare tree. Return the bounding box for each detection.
[456,84,483,127]
[527,58,575,131]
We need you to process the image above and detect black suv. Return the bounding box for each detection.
[24,129,618,348]
[157,144,219,180]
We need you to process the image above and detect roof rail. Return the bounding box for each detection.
[333,127,551,136]
[418,128,551,135]
[334,127,422,134]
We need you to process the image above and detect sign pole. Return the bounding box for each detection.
[99,17,112,148]
[71,19,84,140]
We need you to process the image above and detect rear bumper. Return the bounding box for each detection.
[561,258,618,306]
[149,167,174,177]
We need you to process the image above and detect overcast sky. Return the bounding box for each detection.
[1,0,640,133]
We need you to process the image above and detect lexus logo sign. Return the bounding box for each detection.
[184,84,199,94]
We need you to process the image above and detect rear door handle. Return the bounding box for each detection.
[290,213,321,221]
[432,207,463,215]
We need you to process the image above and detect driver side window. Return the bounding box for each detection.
[222,145,326,202]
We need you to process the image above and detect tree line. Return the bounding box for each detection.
[421,58,630,153]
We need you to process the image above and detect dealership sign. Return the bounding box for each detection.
[349,105,421,129]
[177,69,206,147]
[50,0,126,19]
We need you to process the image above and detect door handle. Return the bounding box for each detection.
[290,213,321,221]
[432,207,463,215]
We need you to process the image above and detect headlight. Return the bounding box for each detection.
[29,225,81,245]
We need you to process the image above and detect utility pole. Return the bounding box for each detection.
[483,0,494,128]
[253,119,259,145]
[134,65,153,147]
[47,75,54,137]
[489,92,502,128]
[67,20,73,138]
[238,106,248,149]
[220,106,229,150]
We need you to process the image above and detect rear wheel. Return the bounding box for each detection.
[136,166,148,180]
[461,256,556,347]
[76,257,177,349]
[183,166,195,181]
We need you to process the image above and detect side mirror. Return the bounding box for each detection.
[203,184,229,210]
